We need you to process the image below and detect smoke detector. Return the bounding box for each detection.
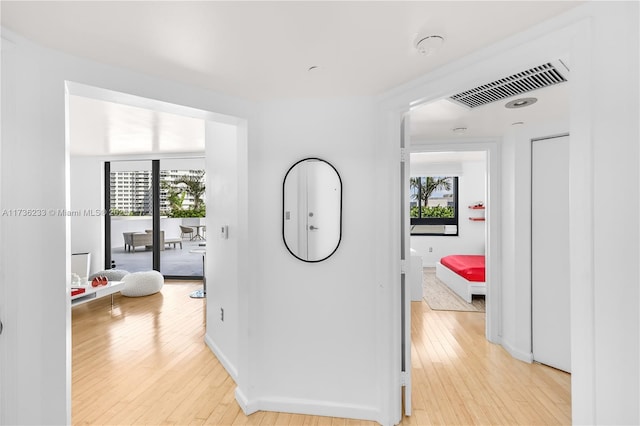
[415,35,444,56]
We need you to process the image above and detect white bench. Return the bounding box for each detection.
[71,281,125,307]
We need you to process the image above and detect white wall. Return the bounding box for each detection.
[1,31,70,424]
[204,121,241,381]
[70,156,104,273]
[410,159,486,266]
[240,99,382,421]
[580,3,639,423]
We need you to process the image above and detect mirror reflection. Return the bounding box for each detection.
[283,158,342,262]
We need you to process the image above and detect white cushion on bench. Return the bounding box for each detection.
[121,270,164,297]
[89,269,129,281]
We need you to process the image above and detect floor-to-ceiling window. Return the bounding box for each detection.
[159,158,207,277]
[107,158,206,278]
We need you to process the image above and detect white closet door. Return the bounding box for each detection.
[532,135,571,373]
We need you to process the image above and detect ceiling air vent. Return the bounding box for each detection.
[449,62,568,109]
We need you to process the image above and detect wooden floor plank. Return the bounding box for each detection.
[72,281,571,425]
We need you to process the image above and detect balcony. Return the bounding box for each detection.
[110,216,206,277]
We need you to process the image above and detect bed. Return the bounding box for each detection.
[435,255,486,303]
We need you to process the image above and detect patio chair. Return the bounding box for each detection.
[180,225,194,240]
[123,232,134,252]
[144,230,165,251]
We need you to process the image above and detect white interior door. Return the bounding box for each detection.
[400,116,412,415]
[307,160,341,261]
[283,163,309,258]
[532,135,571,373]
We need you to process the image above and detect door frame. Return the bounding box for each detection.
[409,140,501,343]
[64,81,246,422]
[400,115,412,416]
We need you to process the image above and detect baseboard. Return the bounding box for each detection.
[204,334,238,381]
[501,339,533,363]
[235,387,256,415]
[236,394,381,424]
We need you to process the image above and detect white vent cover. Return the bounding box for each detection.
[449,62,568,108]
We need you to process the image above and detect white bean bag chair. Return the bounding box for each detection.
[121,270,164,297]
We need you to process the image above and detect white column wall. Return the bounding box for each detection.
[240,99,382,421]
[204,121,241,379]
[0,30,70,425]
[585,3,639,423]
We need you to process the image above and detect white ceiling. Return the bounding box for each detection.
[2,1,582,100]
[69,95,205,156]
[410,151,486,175]
[1,1,581,153]
[412,151,486,165]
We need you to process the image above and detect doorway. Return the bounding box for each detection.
[409,149,488,310]
[399,50,573,419]
[404,139,499,344]
[66,81,246,421]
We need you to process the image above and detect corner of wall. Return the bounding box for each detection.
[204,334,238,381]
[501,339,533,364]
[234,395,381,425]
[235,387,258,416]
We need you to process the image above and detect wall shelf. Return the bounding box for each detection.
[468,204,485,221]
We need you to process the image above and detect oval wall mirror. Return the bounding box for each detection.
[283,158,342,262]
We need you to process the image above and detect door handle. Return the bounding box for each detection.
[309,225,319,230]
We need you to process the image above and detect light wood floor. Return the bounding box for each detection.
[72,282,570,425]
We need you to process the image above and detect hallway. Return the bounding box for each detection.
[408,302,570,424]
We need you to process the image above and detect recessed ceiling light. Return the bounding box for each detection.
[452,127,467,134]
[308,65,319,72]
[415,35,444,56]
[505,97,538,109]
[512,121,524,126]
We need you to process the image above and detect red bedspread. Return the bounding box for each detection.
[440,255,485,282]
